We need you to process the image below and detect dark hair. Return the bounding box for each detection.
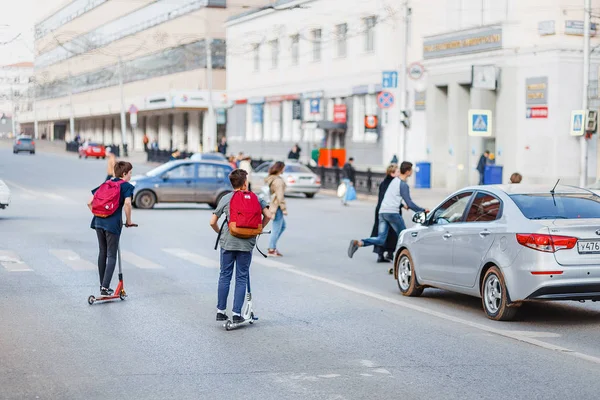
[510,172,522,183]
[400,161,413,175]
[229,169,248,189]
[114,161,133,178]
[348,157,354,161]
[268,161,285,176]
[484,150,490,155]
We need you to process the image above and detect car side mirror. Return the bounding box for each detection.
[412,211,427,225]
[161,173,169,181]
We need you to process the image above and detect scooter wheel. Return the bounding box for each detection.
[119,291,127,301]
[249,312,255,324]
[88,295,96,305]
[225,321,232,331]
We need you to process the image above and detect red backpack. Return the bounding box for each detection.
[91,180,125,218]
[228,190,263,239]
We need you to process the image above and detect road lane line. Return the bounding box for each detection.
[0,251,33,272]
[50,249,96,271]
[162,248,219,269]
[121,251,163,269]
[3,180,76,204]
[257,261,600,365]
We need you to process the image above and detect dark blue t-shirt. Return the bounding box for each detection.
[90,178,135,235]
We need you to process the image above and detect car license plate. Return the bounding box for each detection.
[577,240,600,254]
[93,148,100,152]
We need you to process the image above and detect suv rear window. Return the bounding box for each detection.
[510,194,600,219]
[18,138,31,142]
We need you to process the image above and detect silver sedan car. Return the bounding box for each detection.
[394,184,600,321]
[250,160,321,198]
[13,136,35,154]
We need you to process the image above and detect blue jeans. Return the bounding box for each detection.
[361,213,406,248]
[342,179,353,203]
[217,249,252,314]
[269,208,286,249]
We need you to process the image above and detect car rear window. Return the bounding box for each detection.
[18,138,31,142]
[510,194,600,219]
[285,164,312,173]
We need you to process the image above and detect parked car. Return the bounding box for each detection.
[393,184,600,321]
[79,142,106,159]
[0,179,10,209]
[190,152,227,162]
[250,160,321,198]
[130,160,233,209]
[13,136,35,154]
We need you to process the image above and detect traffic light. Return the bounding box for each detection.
[586,109,597,133]
[401,110,411,129]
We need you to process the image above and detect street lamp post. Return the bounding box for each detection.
[581,0,591,187]
[117,56,128,156]
[205,30,216,153]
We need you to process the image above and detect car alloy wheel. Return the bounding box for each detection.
[481,266,518,321]
[395,250,424,297]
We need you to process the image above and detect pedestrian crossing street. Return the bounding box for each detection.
[0,247,294,273]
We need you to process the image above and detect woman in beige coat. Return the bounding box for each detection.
[265,161,287,257]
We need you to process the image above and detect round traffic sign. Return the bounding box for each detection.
[377,91,395,109]
[408,62,425,80]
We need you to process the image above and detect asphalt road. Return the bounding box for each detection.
[2,143,600,400]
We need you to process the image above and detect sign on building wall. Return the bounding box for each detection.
[538,21,556,36]
[309,99,320,114]
[570,110,585,136]
[216,109,226,124]
[565,20,597,36]
[423,26,502,59]
[526,76,548,119]
[252,104,263,123]
[365,115,378,133]
[333,104,347,123]
[468,109,492,137]
[292,100,302,120]
[414,91,426,111]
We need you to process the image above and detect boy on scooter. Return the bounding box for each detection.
[88,161,136,296]
[210,169,271,324]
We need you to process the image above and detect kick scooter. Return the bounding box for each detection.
[88,224,137,305]
[224,276,258,331]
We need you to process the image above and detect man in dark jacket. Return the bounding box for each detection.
[477,150,490,185]
[218,137,228,155]
[287,144,301,160]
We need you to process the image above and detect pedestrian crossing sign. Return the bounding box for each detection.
[468,109,493,137]
[570,110,585,136]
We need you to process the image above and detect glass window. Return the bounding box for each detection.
[466,192,501,222]
[364,16,377,52]
[253,44,260,71]
[312,29,322,62]
[216,167,227,179]
[431,192,473,225]
[167,164,195,179]
[198,164,217,178]
[336,23,347,57]
[255,162,271,173]
[270,39,279,68]
[291,34,299,65]
[285,164,312,173]
[510,194,600,219]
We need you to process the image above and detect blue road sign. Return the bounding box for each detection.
[472,114,488,132]
[570,110,585,136]
[377,91,395,109]
[310,98,321,114]
[382,71,398,89]
[468,109,492,137]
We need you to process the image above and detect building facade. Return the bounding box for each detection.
[226,0,600,188]
[19,0,266,152]
[0,62,34,136]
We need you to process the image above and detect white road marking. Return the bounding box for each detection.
[253,258,294,269]
[0,251,32,271]
[318,374,341,379]
[162,248,219,269]
[373,368,391,375]
[360,374,373,377]
[50,249,96,271]
[257,261,600,365]
[360,360,376,368]
[3,180,76,204]
[121,251,163,269]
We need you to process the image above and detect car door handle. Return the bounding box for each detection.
[479,230,491,237]
[411,232,418,237]
[443,233,452,239]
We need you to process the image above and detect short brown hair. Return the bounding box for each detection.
[229,169,248,189]
[400,161,413,175]
[510,172,522,183]
[386,164,398,176]
[268,161,285,176]
[114,161,133,178]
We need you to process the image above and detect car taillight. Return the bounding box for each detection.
[31,141,35,145]
[17,141,21,145]
[516,234,577,253]
[287,176,296,184]
[315,177,321,185]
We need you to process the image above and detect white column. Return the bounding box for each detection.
[271,102,281,142]
[282,101,293,141]
[188,111,201,153]
[263,104,272,141]
[246,105,253,141]
[147,115,158,144]
[158,114,170,149]
[113,117,122,145]
[132,122,143,151]
[173,113,185,151]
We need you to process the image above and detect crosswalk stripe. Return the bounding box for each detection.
[0,250,33,272]
[49,249,96,271]
[3,180,76,205]
[253,257,294,269]
[162,248,219,269]
[121,251,163,269]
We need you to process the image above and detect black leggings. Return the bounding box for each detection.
[96,228,119,288]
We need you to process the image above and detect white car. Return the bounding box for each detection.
[0,180,11,209]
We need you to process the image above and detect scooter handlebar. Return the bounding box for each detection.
[125,223,138,228]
